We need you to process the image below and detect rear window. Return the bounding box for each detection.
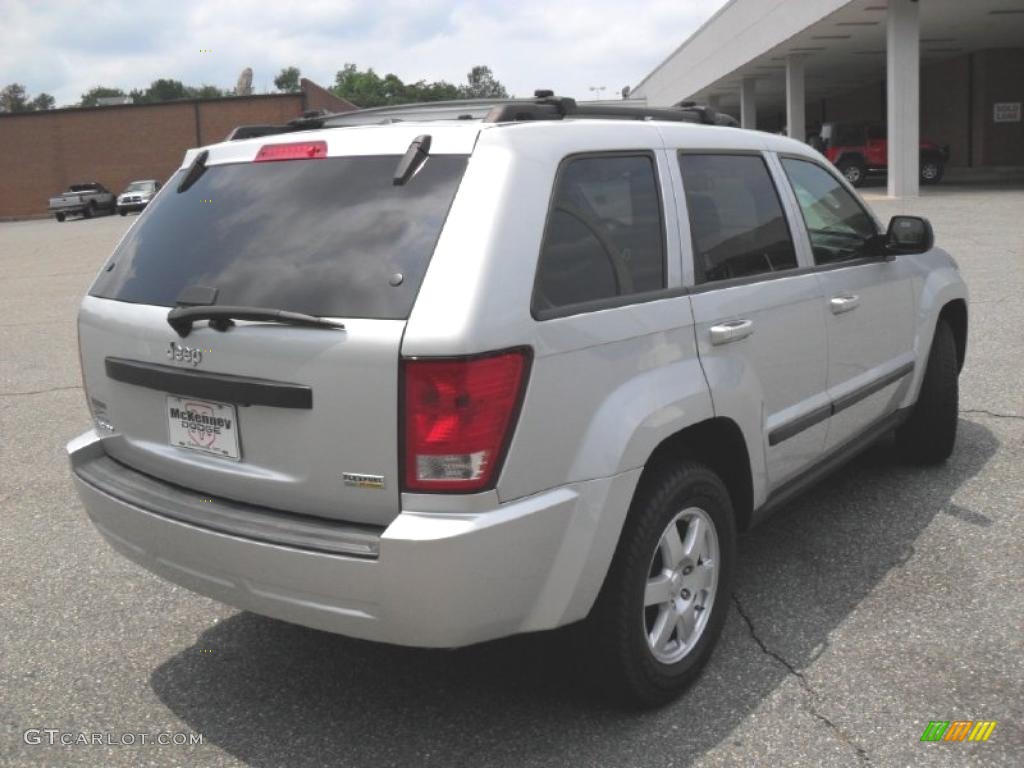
[533,153,665,315]
[124,181,156,192]
[90,154,468,319]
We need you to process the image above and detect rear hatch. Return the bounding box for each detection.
[79,128,474,527]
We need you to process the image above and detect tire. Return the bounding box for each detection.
[83,202,95,219]
[55,213,65,223]
[838,158,867,187]
[921,158,945,185]
[119,209,127,216]
[895,320,958,464]
[585,461,736,707]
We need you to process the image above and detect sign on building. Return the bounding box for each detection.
[993,102,1022,123]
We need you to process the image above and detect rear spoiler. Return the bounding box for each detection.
[225,110,331,142]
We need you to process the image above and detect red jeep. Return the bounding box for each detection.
[816,122,950,187]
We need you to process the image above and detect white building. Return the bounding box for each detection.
[632,0,1024,197]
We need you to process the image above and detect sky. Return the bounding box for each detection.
[1,0,729,107]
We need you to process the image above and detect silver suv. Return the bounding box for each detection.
[67,95,968,706]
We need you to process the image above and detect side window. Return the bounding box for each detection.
[780,158,878,264]
[534,154,665,314]
[678,153,798,284]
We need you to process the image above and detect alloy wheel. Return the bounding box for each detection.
[643,507,719,664]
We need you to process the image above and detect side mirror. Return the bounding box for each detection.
[881,215,934,256]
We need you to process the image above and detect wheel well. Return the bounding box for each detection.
[836,152,866,167]
[639,417,754,532]
[939,299,967,372]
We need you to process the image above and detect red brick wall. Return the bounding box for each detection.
[196,97,300,145]
[0,82,357,219]
[301,77,355,114]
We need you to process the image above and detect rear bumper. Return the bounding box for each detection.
[68,429,638,648]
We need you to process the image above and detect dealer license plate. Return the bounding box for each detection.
[166,396,240,460]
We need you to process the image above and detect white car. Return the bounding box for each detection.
[67,94,968,706]
[116,179,161,215]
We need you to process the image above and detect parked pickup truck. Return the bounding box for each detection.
[117,179,162,216]
[814,122,950,187]
[49,183,116,222]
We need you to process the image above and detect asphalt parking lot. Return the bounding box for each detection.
[1,189,1022,768]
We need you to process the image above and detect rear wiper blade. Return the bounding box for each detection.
[177,150,209,194]
[393,134,431,186]
[167,305,346,338]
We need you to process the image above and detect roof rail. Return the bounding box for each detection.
[482,90,729,124]
[226,90,737,140]
[321,99,509,127]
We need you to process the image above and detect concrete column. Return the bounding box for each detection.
[887,0,920,197]
[740,78,757,130]
[786,56,806,142]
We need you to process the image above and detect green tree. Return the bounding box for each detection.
[332,63,507,108]
[142,78,190,102]
[274,66,301,93]
[459,66,508,99]
[28,92,56,110]
[79,86,126,107]
[333,64,392,107]
[189,84,226,99]
[1,83,29,112]
[407,79,461,102]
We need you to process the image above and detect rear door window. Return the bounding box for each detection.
[678,153,798,284]
[533,153,665,316]
[90,154,468,319]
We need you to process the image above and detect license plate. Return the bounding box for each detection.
[166,396,241,460]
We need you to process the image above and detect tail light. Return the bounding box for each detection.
[254,141,327,162]
[402,348,531,493]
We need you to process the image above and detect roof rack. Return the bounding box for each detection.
[482,92,730,125]
[226,90,737,140]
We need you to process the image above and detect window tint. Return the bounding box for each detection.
[89,155,468,319]
[679,154,797,284]
[781,158,878,264]
[534,154,665,313]
[832,123,864,147]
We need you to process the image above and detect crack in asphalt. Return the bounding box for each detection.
[732,593,871,765]
[960,409,1023,420]
[0,385,82,397]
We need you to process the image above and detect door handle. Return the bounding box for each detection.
[830,294,860,315]
[709,319,754,345]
